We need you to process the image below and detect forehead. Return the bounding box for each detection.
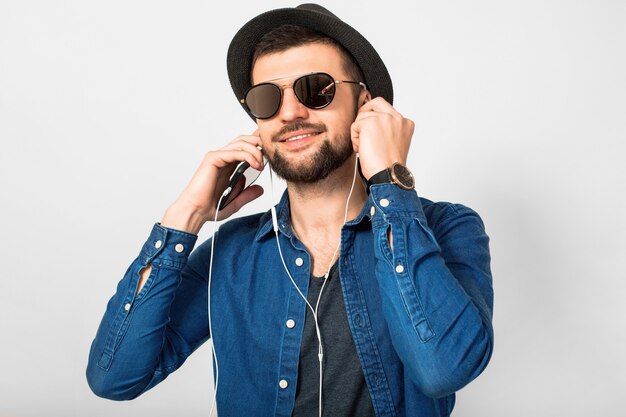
[251,43,347,85]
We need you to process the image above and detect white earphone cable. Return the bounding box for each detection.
[208,192,227,417]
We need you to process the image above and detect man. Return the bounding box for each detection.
[86,4,494,417]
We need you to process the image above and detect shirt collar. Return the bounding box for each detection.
[254,187,373,242]
[254,190,293,242]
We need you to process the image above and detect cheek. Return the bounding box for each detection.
[331,111,356,134]
[257,125,275,154]
[333,98,359,129]
[257,122,271,141]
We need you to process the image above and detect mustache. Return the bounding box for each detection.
[271,121,327,141]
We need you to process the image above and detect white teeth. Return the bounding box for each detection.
[285,133,316,142]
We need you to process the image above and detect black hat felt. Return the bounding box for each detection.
[227,3,393,121]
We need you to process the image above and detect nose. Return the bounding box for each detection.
[278,87,309,122]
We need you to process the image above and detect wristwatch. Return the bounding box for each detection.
[367,162,415,190]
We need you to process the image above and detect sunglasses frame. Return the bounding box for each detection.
[240,72,367,120]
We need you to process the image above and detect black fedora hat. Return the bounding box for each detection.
[227,3,393,121]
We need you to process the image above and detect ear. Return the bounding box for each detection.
[359,89,372,107]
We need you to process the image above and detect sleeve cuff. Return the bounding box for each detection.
[138,223,199,269]
[368,183,428,228]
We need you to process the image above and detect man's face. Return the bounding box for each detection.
[251,43,367,183]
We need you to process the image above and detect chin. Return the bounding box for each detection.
[268,138,353,184]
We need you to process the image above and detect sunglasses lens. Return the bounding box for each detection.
[294,73,335,109]
[245,83,281,119]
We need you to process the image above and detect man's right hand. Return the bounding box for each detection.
[160,130,265,235]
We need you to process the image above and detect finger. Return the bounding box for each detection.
[222,140,264,163]
[357,97,396,116]
[350,121,362,153]
[227,133,262,148]
[353,110,383,123]
[221,140,264,168]
[214,149,265,171]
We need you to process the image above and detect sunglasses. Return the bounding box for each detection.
[240,72,367,120]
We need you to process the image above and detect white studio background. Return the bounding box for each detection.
[1,0,624,416]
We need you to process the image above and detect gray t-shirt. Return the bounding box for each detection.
[291,261,376,417]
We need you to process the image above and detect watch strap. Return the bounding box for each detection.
[366,168,392,188]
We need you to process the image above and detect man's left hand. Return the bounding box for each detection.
[350,97,415,180]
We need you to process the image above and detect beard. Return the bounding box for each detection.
[267,128,354,184]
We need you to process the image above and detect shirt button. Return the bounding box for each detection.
[379,198,390,207]
[295,257,304,267]
[155,240,162,249]
[124,303,131,311]
[395,264,405,273]
[370,206,375,216]
[279,379,288,389]
[286,319,296,329]
[175,243,184,253]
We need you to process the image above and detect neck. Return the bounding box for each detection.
[286,154,367,244]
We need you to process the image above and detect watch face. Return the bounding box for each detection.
[391,163,415,189]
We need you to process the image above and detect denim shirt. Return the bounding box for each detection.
[86,184,494,417]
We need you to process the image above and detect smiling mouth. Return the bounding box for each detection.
[279,131,323,142]
[273,121,327,143]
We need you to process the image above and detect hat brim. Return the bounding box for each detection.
[227,6,393,122]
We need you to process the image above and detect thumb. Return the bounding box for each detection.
[350,120,361,153]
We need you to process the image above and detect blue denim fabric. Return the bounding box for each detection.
[86,183,494,417]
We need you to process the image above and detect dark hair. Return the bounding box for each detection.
[251,24,365,85]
